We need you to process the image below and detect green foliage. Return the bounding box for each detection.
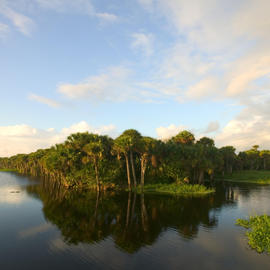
[236,215,270,253]
[223,170,270,184]
[170,130,195,145]
[135,183,215,196]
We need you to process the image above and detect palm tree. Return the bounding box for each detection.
[121,129,142,188]
[114,135,132,190]
[220,146,236,175]
[260,150,270,170]
[171,130,195,145]
[83,134,112,191]
[138,137,156,190]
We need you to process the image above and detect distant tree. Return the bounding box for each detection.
[171,130,195,145]
[220,146,236,175]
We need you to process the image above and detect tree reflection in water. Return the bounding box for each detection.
[26,181,237,254]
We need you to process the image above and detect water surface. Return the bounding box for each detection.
[1,172,270,269]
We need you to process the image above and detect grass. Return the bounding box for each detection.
[236,215,270,254]
[0,168,17,172]
[134,183,215,196]
[223,170,270,184]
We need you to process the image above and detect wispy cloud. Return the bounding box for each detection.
[0,0,118,37]
[96,12,118,22]
[58,66,137,102]
[28,94,61,108]
[0,22,9,39]
[131,32,154,56]
[156,124,187,140]
[215,97,270,150]
[0,2,35,35]
[137,0,270,103]
[36,0,118,22]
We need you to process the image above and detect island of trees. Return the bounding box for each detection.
[0,129,270,194]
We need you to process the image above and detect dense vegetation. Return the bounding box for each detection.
[0,129,270,191]
[236,215,270,254]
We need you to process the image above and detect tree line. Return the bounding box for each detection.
[0,129,269,190]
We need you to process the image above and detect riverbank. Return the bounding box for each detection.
[223,170,270,184]
[0,170,214,195]
[134,183,215,196]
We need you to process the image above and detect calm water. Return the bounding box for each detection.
[1,172,270,269]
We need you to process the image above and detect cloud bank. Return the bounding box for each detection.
[0,121,117,157]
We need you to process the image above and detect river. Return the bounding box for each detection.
[0,171,270,269]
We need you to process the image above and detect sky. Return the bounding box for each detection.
[0,0,270,157]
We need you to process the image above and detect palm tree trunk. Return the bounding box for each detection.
[130,150,137,188]
[125,153,131,190]
[140,156,147,191]
[94,158,100,191]
[198,169,204,184]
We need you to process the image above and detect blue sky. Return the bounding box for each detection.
[0,0,270,156]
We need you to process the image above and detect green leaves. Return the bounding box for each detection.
[236,215,270,254]
[170,130,195,145]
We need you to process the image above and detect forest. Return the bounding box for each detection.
[0,129,270,191]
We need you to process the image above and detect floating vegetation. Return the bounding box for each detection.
[236,215,270,254]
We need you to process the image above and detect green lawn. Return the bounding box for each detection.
[223,170,270,184]
[135,183,215,196]
[236,215,270,254]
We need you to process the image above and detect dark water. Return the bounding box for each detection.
[1,172,270,269]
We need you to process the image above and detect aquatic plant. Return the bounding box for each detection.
[236,215,270,253]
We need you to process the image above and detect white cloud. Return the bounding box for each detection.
[0,0,117,37]
[225,49,270,97]
[58,66,137,102]
[215,98,270,151]
[156,124,186,140]
[0,121,117,157]
[28,94,61,108]
[131,32,154,56]
[0,2,35,35]
[0,124,38,137]
[186,77,218,100]
[137,0,270,105]
[0,22,9,38]
[96,12,118,22]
